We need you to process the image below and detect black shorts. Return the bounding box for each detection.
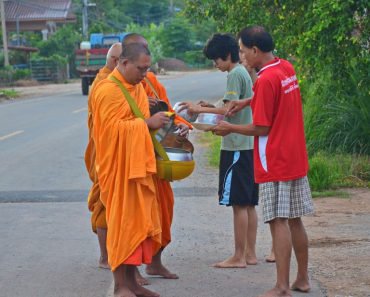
[218,150,259,206]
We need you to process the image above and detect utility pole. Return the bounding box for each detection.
[170,0,174,15]
[82,0,88,40]
[0,0,9,66]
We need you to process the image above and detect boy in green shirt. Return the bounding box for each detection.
[180,33,259,268]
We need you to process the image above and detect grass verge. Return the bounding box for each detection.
[199,132,370,195]
[0,89,19,99]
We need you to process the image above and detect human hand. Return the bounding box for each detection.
[196,100,215,108]
[146,111,170,130]
[177,102,201,114]
[148,97,158,107]
[226,101,245,117]
[208,120,233,136]
[176,123,189,137]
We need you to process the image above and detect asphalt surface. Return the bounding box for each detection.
[0,71,325,297]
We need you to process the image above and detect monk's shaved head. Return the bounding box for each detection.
[120,43,151,62]
[106,42,122,70]
[118,43,151,85]
[122,33,148,48]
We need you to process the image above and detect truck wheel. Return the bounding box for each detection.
[82,77,89,95]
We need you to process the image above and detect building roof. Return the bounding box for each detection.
[5,0,75,22]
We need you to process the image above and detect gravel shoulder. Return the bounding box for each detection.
[185,130,370,297]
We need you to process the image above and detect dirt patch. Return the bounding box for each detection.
[304,188,370,297]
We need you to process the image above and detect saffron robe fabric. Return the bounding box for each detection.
[91,68,162,271]
[142,72,185,249]
[85,66,111,232]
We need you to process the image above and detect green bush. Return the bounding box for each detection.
[12,69,31,80]
[183,50,213,68]
[308,152,370,191]
[0,66,31,82]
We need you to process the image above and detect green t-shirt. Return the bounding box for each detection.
[222,64,254,151]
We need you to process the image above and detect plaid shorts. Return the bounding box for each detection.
[260,176,314,223]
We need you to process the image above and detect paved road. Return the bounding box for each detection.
[0,70,226,198]
[0,71,324,297]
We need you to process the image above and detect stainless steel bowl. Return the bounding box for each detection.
[195,113,225,125]
[159,147,193,161]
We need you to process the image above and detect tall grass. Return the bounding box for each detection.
[308,152,370,191]
[304,65,370,155]
[199,132,221,167]
[201,134,370,193]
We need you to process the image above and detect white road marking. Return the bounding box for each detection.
[0,130,24,141]
[72,107,87,113]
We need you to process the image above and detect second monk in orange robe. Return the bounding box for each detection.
[85,42,122,269]
[91,43,170,297]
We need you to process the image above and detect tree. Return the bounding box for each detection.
[184,0,370,154]
[160,15,194,58]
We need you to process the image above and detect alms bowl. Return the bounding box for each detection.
[158,147,193,161]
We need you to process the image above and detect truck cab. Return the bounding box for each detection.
[75,33,127,95]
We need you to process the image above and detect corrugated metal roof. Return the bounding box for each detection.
[5,0,73,21]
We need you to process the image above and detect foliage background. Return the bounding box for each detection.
[185,0,370,156]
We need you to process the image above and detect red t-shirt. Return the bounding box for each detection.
[251,58,309,183]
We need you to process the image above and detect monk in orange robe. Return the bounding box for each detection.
[91,43,168,297]
[122,33,192,282]
[85,42,122,269]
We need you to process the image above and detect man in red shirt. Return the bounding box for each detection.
[212,26,314,297]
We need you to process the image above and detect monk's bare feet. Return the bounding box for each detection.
[291,279,310,293]
[99,257,110,269]
[258,287,292,297]
[213,256,247,268]
[135,267,150,286]
[131,285,160,297]
[114,286,136,297]
[146,264,178,279]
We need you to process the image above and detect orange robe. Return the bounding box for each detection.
[143,72,192,128]
[141,72,190,249]
[85,66,111,232]
[91,68,162,271]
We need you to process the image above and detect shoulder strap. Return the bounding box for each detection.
[144,76,160,99]
[110,75,145,119]
[109,75,169,161]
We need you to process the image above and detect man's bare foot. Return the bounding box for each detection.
[99,257,110,269]
[265,253,276,263]
[135,267,150,286]
[258,287,292,297]
[246,254,258,265]
[114,286,136,297]
[146,264,178,279]
[291,280,310,293]
[212,256,247,268]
